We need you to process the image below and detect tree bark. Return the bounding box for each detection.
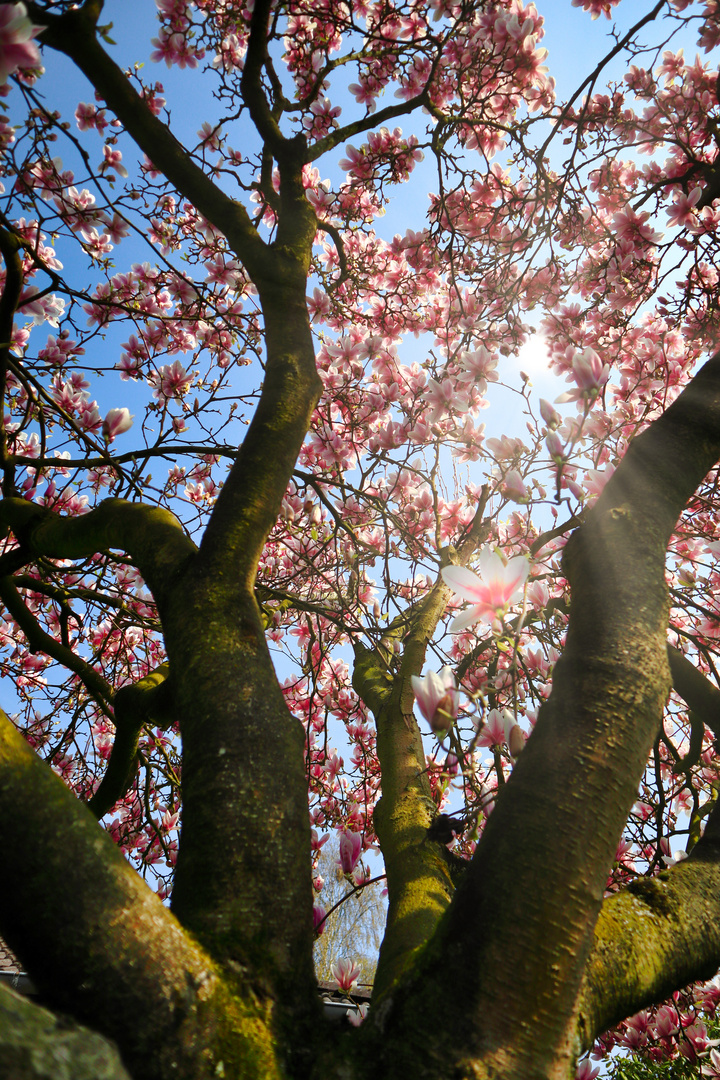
[353,353,720,1079]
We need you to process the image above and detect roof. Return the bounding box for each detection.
[0,938,35,995]
[0,940,20,973]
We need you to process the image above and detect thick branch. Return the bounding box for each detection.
[366,351,720,1078]
[0,706,284,1080]
[240,0,285,153]
[0,226,23,339]
[667,643,720,736]
[88,663,172,820]
[360,492,490,1001]
[194,288,321,589]
[0,496,197,609]
[577,814,720,1053]
[368,579,456,1003]
[164,578,320,1027]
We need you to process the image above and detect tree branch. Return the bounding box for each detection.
[366,351,720,1076]
[0,573,113,708]
[667,643,720,736]
[0,704,284,1080]
[360,489,491,1001]
[0,496,197,610]
[308,91,429,162]
[577,810,720,1054]
[26,0,273,285]
[240,0,285,154]
[0,226,24,494]
[88,663,172,820]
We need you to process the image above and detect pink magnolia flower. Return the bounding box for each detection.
[584,464,616,501]
[102,407,133,443]
[667,185,702,229]
[153,359,193,400]
[539,398,561,428]
[654,1004,679,1040]
[575,1058,600,1080]
[571,0,619,18]
[424,376,469,421]
[100,145,128,178]
[0,3,42,84]
[338,830,362,875]
[545,431,565,464]
[556,347,610,405]
[502,469,529,503]
[331,957,361,993]
[508,723,526,758]
[410,666,460,737]
[477,708,514,748]
[197,122,223,151]
[441,549,531,633]
[477,711,527,757]
[348,1003,368,1027]
[679,1017,712,1062]
[702,1047,720,1077]
[313,904,326,936]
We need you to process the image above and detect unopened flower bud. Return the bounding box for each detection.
[102,407,133,443]
[430,693,457,737]
[508,723,526,759]
[411,667,461,740]
[313,904,326,935]
[539,398,561,429]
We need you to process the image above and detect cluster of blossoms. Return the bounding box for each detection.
[0,3,41,84]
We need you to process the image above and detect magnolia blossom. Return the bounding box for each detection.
[424,376,469,422]
[338,830,362,875]
[331,957,361,993]
[539,398,561,428]
[0,3,42,84]
[571,0,619,18]
[556,347,609,405]
[502,469,528,503]
[667,185,702,229]
[441,549,530,633]
[153,359,193,401]
[545,430,565,465]
[477,708,513,748]
[313,904,326,936]
[102,407,133,442]
[347,1003,368,1027]
[21,287,65,327]
[575,1058,600,1080]
[101,145,128,178]
[508,723,526,758]
[410,666,460,737]
[702,1047,720,1078]
[477,710,529,756]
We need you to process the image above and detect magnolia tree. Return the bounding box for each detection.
[5,0,720,1077]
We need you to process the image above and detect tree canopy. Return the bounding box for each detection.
[3,0,720,1077]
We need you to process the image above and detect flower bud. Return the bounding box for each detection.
[508,723,526,759]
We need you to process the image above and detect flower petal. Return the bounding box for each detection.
[449,605,484,633]
[441,564,486,601]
